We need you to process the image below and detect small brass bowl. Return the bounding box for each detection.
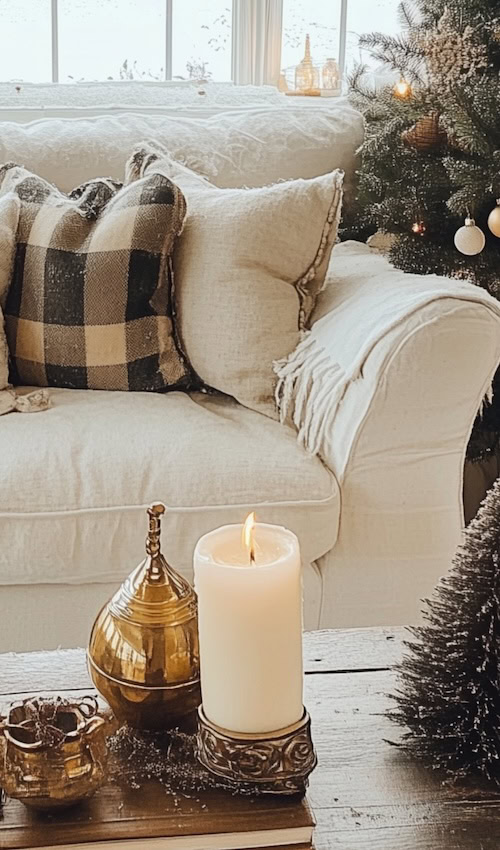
[0,697,109,810]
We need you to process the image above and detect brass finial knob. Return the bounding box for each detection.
[146,503,165,558]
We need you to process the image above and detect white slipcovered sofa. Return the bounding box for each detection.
[1,101,500,652]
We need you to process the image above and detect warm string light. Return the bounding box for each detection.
[242,512,256,565]
[394,78,412,99]
[412,221,426,235]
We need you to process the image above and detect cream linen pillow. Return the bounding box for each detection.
[129,145,344,419]
[0,193,20,402]
[0,306,8,393]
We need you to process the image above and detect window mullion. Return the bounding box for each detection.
[165,0,173,80]
[231,0,237,83]
[51,0,59,83]
[338,0,348,80]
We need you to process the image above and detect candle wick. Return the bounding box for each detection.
[250,546,256,566]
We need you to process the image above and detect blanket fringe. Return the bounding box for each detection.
[274,333,347,455]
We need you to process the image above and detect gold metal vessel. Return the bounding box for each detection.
[0,696,108,810]
[87,504,200,730]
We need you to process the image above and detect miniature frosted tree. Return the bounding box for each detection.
[391,475,500,781]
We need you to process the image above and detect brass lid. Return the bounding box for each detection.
[109,504,196,627]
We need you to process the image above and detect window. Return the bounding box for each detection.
[282,0,401,85]
[281,1,340,76]
[0,0,232,83]
[345,0,400,75]
[0,0,400,87]
[0,1,52,84]
[58,0,167,82]
[172,1,232,82]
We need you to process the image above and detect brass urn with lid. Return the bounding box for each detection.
[87,504,200,730]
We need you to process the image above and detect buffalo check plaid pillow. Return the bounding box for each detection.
[1,159,189,392]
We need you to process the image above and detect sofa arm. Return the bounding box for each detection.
[311,243,500,481]
[284,242,500,480]
[274,242,500,627]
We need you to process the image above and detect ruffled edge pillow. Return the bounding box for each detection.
[129,142,344,420]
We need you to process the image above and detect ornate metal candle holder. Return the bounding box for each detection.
[197,706,317,795]
[0,696,108,810]
[88,504,201,730]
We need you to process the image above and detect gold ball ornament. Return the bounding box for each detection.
[454,218,486,256]
[402,112,447,153]
[488,201,500,238]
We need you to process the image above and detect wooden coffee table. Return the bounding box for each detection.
[2,627,500,849]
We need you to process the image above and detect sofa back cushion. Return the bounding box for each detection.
[2,161,189,392]
[0,104,363,197]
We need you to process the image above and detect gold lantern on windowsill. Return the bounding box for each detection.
[284,35,341,97]
[294,34,320,95]
[321,57,341,96]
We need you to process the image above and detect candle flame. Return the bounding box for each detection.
[242,512,256,565]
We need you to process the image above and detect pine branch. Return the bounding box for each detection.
[450,87,500,156]
[446,186,487,216]
[358,31,418,56]
[397,0,420,30]
[347,63,379,104]
[358,31,426,83]
[487,151,500,198]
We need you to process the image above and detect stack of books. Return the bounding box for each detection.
[1,779,315,850]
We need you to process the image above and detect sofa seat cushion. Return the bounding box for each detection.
[0,388,339,586]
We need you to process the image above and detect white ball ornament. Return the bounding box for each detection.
[488,201,500,237]
[454,217,486,256]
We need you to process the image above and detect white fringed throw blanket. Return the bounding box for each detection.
[274,241,500,455]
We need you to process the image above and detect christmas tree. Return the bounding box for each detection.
[391,474,500,782]
[348,0,500,460]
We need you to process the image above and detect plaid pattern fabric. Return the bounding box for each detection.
[1,159,189,392]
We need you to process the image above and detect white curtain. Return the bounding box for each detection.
[232,0,283,87]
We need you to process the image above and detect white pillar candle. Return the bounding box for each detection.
[194,519,303,735]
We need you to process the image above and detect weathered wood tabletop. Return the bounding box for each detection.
[2,627,500,850]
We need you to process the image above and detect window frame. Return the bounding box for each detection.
[42,0,351,85]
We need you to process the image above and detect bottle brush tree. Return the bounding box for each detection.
[390,474,500,781]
